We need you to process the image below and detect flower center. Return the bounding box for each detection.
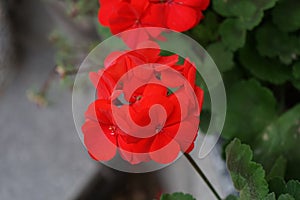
[108,125,116,135]
[136,95,142,101]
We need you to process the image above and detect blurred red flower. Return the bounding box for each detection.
[82,48,203,164]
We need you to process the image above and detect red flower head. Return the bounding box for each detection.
[147,0,210,32]
[98,0,210,34]
[82,48,204,164]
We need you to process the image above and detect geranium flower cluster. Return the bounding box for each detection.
[98,0,210,33]
[82,48,204,164]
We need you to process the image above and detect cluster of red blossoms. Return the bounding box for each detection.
[82,48,204,164]
[98,0,210,33]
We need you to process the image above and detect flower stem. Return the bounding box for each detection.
[184,153,222,200]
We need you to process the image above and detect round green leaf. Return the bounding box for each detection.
[220,19,247,51]
[239,37,292,84]
[222,79,277,141]
[272,0,300,32]
[207,42,235,72]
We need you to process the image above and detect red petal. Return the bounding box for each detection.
[82,120,117,161]
[160,68,185,88]
[172,118,199,152]
[156,54,179,67]
[98,0,121,26]
[120,28,151,49]
[130,0,149,13]
[194,86,204,113]
[118,134,154,153]
[118,149,151,164]
[166,4,199,32]
[109,3,138,34]
[85,100,113,125]
[150,134,180,164]
[131,47,161,63]
[141,3,165,27]
[199,0,210,10]
[89,72,100,88]
[104,51,125,68]
[173,0,208,8]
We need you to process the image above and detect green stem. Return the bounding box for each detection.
[184,153,222,200]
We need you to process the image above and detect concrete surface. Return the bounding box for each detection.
[160,134,234,199]
[0,1,98,200]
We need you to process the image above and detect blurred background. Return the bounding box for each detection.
[0,0,232,199]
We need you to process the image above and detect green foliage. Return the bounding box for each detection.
[222,79,277,141]
[293,62,300,79]
[226,139,300,200]
[239,36,292,84]
[267,156,287,181]
[272,0,300,32]
[278,194,295,200]
[266,193,277,200]
[226,139,269,199]
[160,193,196,200]
[269,178,300,200]
[219,18,246,51]
[285,180,300,199]
[187,11,219,47]
[255,23,300,65]
[207,42,234,72]
[253,104,300,179]
[95,23,112,40]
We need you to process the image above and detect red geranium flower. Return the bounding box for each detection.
[98,0,210,33]
[82,48,203,164]
[147,0,210,32]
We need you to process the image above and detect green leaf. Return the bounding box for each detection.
[160,193,196,200]
[267,156,287,180]
[286,180,300,200]
[254,104,300,179]
[207,42,235,72]
[187,11,219,46]
[220,19,247,51]
[242,9,264,30]
[225,139,269,200]
[213,0,256,18]
[213,0,273,30]
[222,67,245,89]
[265,193,276,200]
[269,178,300,199]
[255,23,300,65]
[239,37,292,84]
[293,62,300,79]
[278,194,295,200]
[252,0,278,10]
[292,79,300,91]
[95,23,112,40]
[269,177,287,197]
[222,79,277,141]
[272,0,300,32]
[212,0,234,17]
[292,62,300,90]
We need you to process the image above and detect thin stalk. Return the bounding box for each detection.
[184,153,222,200]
